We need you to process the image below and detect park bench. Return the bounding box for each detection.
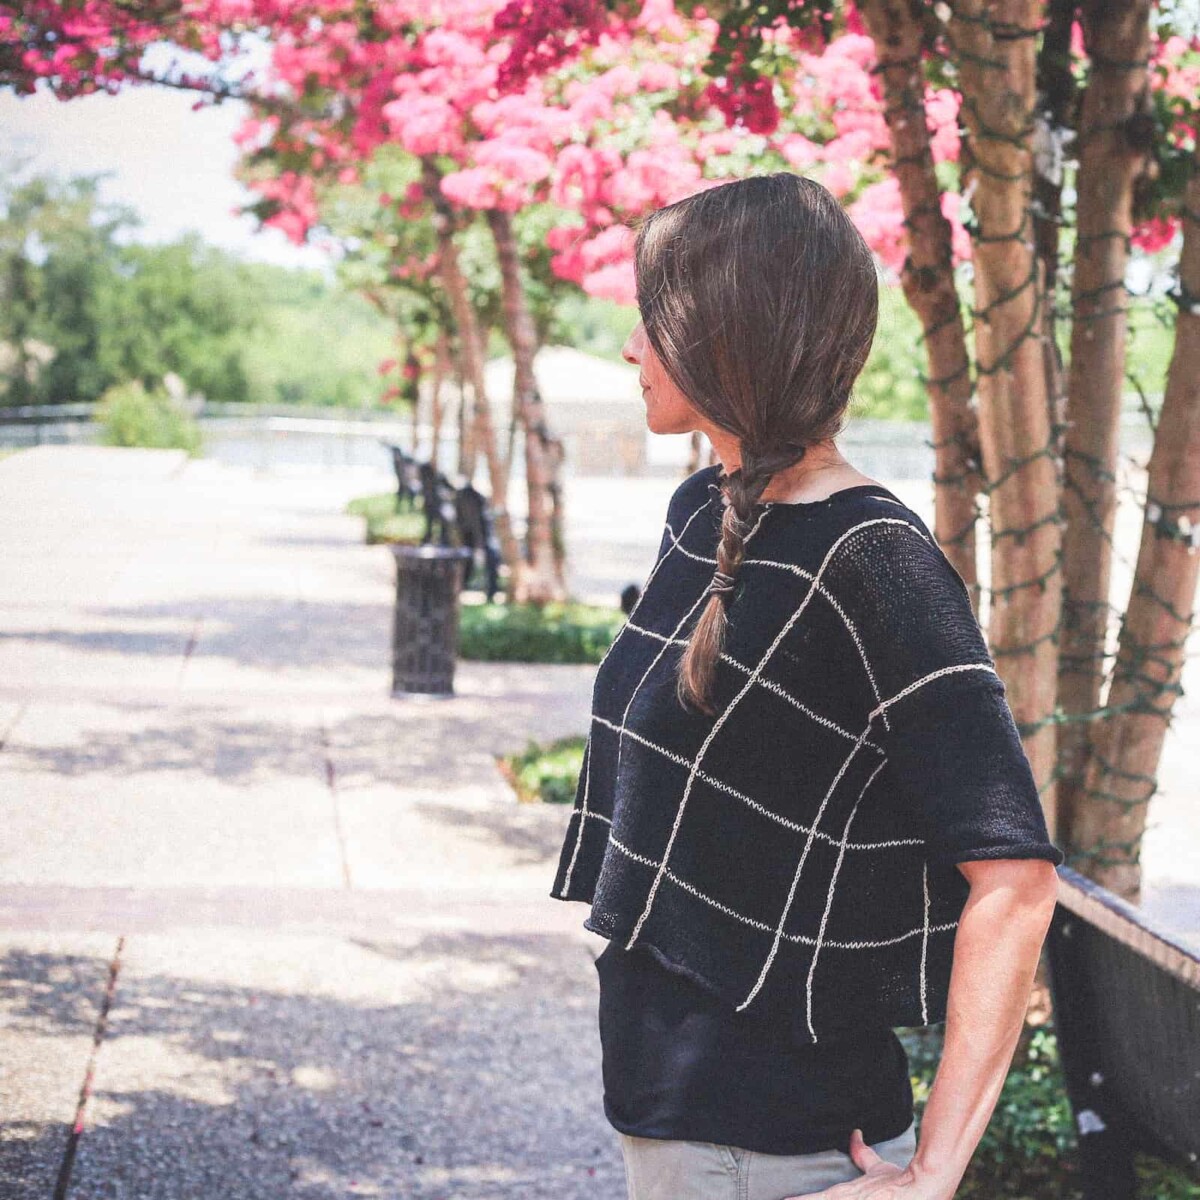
[380,442,502,603]
[1044,862,1199,1197]
[453,482,502,603]
[418,459,459,546]
[380,439,422,511]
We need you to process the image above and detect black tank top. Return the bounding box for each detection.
[595,937,915,1155]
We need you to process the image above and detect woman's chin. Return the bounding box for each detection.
[644,408,681,436]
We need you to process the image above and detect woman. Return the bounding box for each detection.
[549,172,1064,1200]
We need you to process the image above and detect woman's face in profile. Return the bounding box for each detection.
[622,319,702,437]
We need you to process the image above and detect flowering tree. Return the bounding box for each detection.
[504,0,1200,905]
[5,1,1199,899]
[222,1,943,600]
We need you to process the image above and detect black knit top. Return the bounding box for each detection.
[550,464,1064,1046]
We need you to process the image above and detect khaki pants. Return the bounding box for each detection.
[617,1119,918,1200]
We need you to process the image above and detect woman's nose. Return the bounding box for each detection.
[622,323,643,365]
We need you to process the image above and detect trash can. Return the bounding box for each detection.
[389,543,474,697]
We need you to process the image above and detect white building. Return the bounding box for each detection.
[417,345,697,477]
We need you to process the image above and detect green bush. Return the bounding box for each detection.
[94,381,203,454]
[501,734,587,804]
[344,491,425,544]
[459,600,625,663]
[899,1022,1198,1197]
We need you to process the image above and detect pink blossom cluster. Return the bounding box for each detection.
[5,0,1196,285]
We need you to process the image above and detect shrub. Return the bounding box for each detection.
[344,491,424,544]
[899,1021,1196,1197]
[459,600,625,663]
[95,381,203,454]
[499,734,587,804]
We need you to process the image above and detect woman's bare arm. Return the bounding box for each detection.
[793,857,1059,1200]
[906,858,1060,1193]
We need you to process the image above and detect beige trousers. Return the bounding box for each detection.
[617,1119,918,1200]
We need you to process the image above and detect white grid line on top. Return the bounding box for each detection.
[624,514,896,957]
[663,512,957,735]
[613,504,774,781]
[736,717,875,1010]
[804,756,882,1039]
[920,859,931,1023]
[558,492,713,898]
[868,660,998,724]
[617,616,886,754]
[590,712,921,852]
[599,825,957,951]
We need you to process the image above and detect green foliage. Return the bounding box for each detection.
[0,168,397,410]
[458,600,626,663]
[502,734,588,804]
[94,380,203,454]
[344,491,425,543]
[899,1022,1199,1198]
[550,290,639,361]
[237,277,398,409]
[852,284,930,421]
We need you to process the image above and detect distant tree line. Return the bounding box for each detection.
[0,170,399,410]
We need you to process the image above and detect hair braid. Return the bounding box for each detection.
[676,444,809,715]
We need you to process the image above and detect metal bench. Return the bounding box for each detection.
[377,443,501,603]
[1044,862,1200,1197]
[380,440,422,511]
[453,482,502,604]
[416,460,459,547]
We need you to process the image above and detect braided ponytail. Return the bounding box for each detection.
[631,172,880,716]
[677,444,810,715]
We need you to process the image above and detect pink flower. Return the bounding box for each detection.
[849,178,905,274]
[822,161,857,198]
[1132,216,1178,254]
[583,261,637,305]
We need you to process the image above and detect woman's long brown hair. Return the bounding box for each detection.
[632,172,880,716]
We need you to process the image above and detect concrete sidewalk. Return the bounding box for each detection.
[0,446,622,1199]
[0,445,1196,1200]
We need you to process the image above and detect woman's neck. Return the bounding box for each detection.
[706,434,869,504]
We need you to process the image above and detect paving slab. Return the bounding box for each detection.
[0,933,121,1200]
[0,701,343,890]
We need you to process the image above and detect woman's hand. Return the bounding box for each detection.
[781,1128,957,1200]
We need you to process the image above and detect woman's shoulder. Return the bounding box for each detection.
[816,489,976,612]
[753,482,933,550]
[831,485,933,543]
[749,484,959,591]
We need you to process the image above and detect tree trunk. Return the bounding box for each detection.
[454,337,476,480]
[950,0,1065,835]
[858,0,983,613]
[407,345,421,449]
[1056,0,1154,848]
[1031,0,1077,589]
[1016,0,1081,1062]
[1071,139,1200,902]
[430,329,449,472]
[422,160,521,588]
[485,208,568,603]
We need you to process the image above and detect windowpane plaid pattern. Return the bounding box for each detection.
[550,464,1064,1045]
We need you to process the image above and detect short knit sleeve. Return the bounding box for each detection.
[824,512,1065,872]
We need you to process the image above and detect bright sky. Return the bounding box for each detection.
[0,81,329,270]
